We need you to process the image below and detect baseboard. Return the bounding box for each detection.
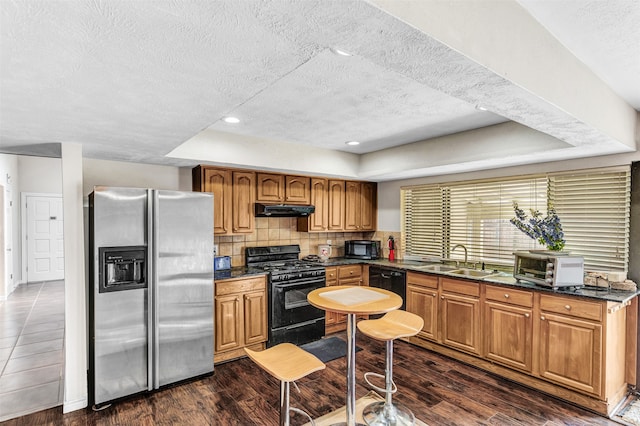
[63,397,87,413]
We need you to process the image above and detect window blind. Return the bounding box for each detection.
[447,177,547,264]
[549,168,630,271]
[402,166,630,271]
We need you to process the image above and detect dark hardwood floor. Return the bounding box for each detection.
[4,332,629,425]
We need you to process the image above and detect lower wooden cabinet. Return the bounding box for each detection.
[484,285,533,373]
[405,272,632,416]
[406,272,438,341]
[538,294,604,396]
[440,278,481,356]
[324,265,363,334]
[214,275,268,363]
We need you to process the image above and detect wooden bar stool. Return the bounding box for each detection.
[357,310,424,426]
[244,343,325,426]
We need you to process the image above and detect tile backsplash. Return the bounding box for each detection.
[214,217,401,266]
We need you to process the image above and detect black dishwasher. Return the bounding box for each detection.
[368,266,406,318]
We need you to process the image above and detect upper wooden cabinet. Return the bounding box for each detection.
[345,181,377,231]
[285,175,311,204]
[256,173,284,203]
[256,173,310,205]
[327,180,346,230]
[300,178,329,232]
[195,165,375,234]
[232,171,255,234]
[192,166,254,235]
[193,166,232,235]
[298,178,346,232]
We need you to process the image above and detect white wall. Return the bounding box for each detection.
[378,150,640,232]
[18,156,62,193]
[60,144,87,413]
[82,158,184,196]
[0,154,19,298]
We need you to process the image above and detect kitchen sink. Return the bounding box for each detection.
[447,268,497,278]
[414,264,459,272]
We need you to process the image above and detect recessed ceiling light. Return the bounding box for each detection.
[332,48,353,57]
[223,116,240,124]
[476,105,488,111]
[345,141,360,146]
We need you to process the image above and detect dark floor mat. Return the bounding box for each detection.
[300,336,361,363]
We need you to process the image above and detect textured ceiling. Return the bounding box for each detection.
[0,1,638,180]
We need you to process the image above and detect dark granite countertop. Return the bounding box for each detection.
[214,267,267,281]
[216,258,639,304]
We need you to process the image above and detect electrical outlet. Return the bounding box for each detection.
[327,239,331,245]
[213,244,218,256]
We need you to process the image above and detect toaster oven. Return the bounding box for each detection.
[513,251,584,288]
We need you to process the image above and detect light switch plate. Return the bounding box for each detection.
[213,244,218,256]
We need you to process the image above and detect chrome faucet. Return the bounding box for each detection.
[451,244,468,267]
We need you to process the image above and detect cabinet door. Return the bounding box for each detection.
[344,181,360,231]
[308,178,328,231]
[232,171,255,233]
[484,301,533,372]
[215,294,242,353]
[441,292,481,356]
[256,173,284,203]
[359,182,377,231]
[325,268,344,325]
[539,312,602,396]
[407,284,438,341]
[285,176,311,204]
[328,180,345,231]
[201,168,232,235]
[243,290,268,345]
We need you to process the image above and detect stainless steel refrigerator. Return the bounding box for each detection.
[88,186,214,407]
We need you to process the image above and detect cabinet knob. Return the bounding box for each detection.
[564,304,571,311]
[540,315,546,320]
[525,313,530,318]
[504,294,510,299]
[350,271,354,275]
[441,296,444,300]
[432,293,437,297]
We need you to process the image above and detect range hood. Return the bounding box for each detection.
[255,203,315,217]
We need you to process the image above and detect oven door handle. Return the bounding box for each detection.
[273,277,325,288]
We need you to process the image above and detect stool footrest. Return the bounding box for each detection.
[290,406,316,426]
[364,371,397,395]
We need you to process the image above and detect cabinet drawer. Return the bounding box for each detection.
[407,272,438,289]
[540,294,602,321]
[216,275,266,296]
[485,285,533,308]
[325,267,338,281]
[441,278,480,297]
[339,265,362,279]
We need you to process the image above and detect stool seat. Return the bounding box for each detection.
[357,311,423,426]
[245,343,325,426]
[357,310,424,341]
[245,343,325,382]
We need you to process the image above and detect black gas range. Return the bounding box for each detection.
[245,245,325,347]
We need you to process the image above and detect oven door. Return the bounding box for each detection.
[271,276,325,328]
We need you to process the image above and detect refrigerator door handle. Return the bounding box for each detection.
[147,188,157,391]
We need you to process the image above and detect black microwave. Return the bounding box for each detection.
[345,240,380,260]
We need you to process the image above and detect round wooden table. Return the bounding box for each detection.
[308,286,402,426]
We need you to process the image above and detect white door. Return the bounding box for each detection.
[27,194,64,282]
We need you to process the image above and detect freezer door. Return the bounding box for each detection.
[153,190,214,388]
[89,187,149,405]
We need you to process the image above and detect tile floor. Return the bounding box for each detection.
[0,280,64,422]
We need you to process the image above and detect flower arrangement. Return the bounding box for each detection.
[510,202,565,251]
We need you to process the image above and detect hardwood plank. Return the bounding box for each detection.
[6,332,623,425]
